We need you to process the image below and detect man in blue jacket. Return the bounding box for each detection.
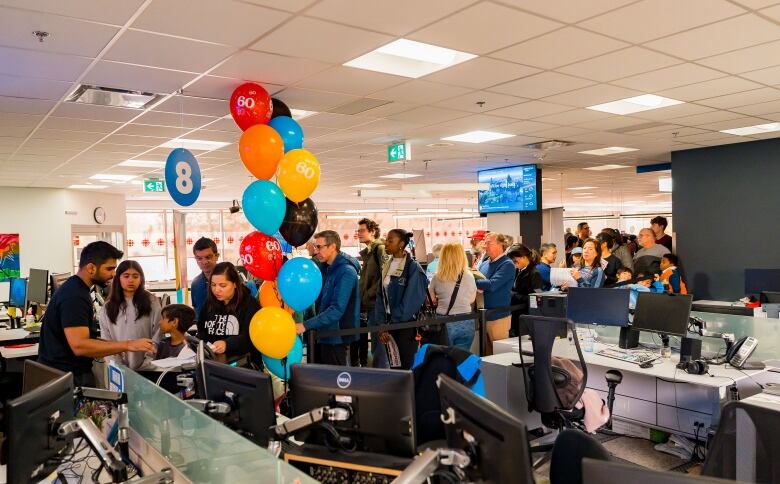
[296,230,359,365]
[475,232,516,355]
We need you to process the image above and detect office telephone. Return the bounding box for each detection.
[725,336,758,369]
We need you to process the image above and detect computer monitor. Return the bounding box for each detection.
[5,370,74,484]
[9,277,26,309]
[582,458,731,483]
[437,373,534,484]
[50,272,71,296]
[22,359,66,393]
[289,364,417,457]
[745,269,780,295]
[566,287,630,327]
[27,268,49,305]
[198,359,275,447]
[632,292,693,337]
[760,291,780,304]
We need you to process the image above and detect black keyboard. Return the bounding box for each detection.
[305,464,394,484]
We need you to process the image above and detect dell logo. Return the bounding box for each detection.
[336,372,352,389]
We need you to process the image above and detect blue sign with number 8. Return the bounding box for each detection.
[165,148,201,206]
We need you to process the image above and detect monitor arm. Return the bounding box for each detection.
[186,398,232,417]
[270,405,352,440]
[392,447,471,484]
[58,418,128,483]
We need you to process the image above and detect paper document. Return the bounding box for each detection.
[151,344,196,368]
[550,268,578,288]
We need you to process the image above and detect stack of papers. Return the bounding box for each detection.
[151,345,196,368]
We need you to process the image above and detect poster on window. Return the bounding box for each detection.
[0,234,20,281]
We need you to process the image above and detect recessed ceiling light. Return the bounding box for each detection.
[541,177,557,181]
[379,173,423,179]
[351,183,387,188]
[583,164,632,171]
[69,184,107,189]
[160,139,231,151]
[587,94,683,115]
[441,130,515,144]
[720,122,780,136]
[291,108,317,120]
[426,142,455,148]
[89,173,137,182]
[579,147,639,156]
[344,38,476,78]
[119,159,166,168]
[566,186,598,190]
[659,177,672,192]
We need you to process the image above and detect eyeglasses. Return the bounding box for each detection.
[315,244,332,250]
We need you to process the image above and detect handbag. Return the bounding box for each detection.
[421,271,463,334]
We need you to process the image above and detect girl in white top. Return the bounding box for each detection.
[98,260,161,370]
[429,243,477,351]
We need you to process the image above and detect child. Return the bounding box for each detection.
[615,267,634,285]
[570,247,583,268]
[659,254,687,294]
[156,304,195,359]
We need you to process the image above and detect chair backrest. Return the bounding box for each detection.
[519,315,587,415]
[585,459,732,483]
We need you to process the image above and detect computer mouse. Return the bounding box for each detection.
[639,361,653,369]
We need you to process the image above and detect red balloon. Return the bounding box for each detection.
[239,231,283,280]
[230,82,272,131]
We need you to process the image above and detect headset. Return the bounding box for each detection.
[684,359,709,375]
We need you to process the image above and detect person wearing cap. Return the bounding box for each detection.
[475,232,515,355]
[468,230,487,269]
[561,246,583,268]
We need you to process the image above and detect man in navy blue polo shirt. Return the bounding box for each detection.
[191,237,219,320]
[38,241,155,386]
[475,232,515,355]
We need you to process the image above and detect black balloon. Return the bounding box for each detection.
[271,98,292,120]
[279,197,318,247]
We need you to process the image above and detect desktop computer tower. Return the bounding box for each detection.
[618,327,640,349]
[679,337,702,364]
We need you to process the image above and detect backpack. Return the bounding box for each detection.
[411,344,485,444]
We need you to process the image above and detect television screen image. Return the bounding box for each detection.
[478,165,537,213]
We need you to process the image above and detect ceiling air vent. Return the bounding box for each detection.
[65,85,163,109]
[521,140,575,150]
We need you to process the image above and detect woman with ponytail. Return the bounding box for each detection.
[506,244,543,337]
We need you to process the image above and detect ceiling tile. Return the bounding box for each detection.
[488,100,572,119]
[0,126,33,138]
[251,17,392,64]
[104,30,236,72]
[579,0,746,43]
[371,80,472,105]
[761,3,780,19]
[695,116,770,131]
[269,87,360,112]
[491,27,627,69]
[629,103,716,121]
[154,95,228,117]
[115,124,190,138]
[422,57,540,90]
[212,49,331,86]
[542,84,641,108]
[671,110,746,126]
[32,128,107,142]
[241,0,316,12]
[557,47,681,83]
[611,64,726,92]
[696,40,780,74]
[740,65,780,85]
[497,0,636,23]
[134,111,218,129]
[387,106,469,125]
[132,0,290,46]
[658,76,764,101]
[39,117,123,133]
[301,113,380,130]
[0,74,72,100]
[0,113,43,128]
[0,47,92,82]
[489,71,595,99]
[52,102,140,122]
[295,66,407,96]
[0,7,120,57]
[0,0,147,24]
[731,0,780,9]
[306,0,475,36]
[645,14,780,60]
[434,90,527,113]
[84,61,198,94]
[409,1,562,55]
[697,87,780,109]
[102,133,170,147]
[730,98,780,116]
[0,96,55,114]
[184,76,275,101]
[533,109,613,125]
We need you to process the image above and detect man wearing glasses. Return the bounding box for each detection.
[296,230,360,365]
[576,222,591,247]
[191,237,219,320]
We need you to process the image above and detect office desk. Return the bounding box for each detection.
[692,300,755,316]
[0,327,39,346]
[492,336,780,439]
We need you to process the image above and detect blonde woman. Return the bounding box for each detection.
[429,243,477,351]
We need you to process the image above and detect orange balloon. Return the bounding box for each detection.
[259,280,294,314]
[239,124,284,179]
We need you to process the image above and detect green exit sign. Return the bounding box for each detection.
[144,179,165,192]
[388,141,411,163]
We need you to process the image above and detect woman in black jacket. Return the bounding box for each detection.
[507,244,543,337]
[198,262,261,366]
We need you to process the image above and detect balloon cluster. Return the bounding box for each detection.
[229,82,324,379]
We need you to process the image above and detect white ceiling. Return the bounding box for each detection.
[1,0,779,213]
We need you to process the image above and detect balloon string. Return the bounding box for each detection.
[273,285,288,310]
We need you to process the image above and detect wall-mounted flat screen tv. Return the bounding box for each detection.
[478,164,538,213]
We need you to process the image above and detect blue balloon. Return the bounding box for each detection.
[245,280,258,299]
[277,257,322,312]
[165,148,201,206]
[273,231,293,254]
[242,180,286,235]
[268,116,303,152]
[262,336,303,380]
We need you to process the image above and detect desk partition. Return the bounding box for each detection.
[122,366,315,483]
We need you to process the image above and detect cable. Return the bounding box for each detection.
[735,367,765,391]
[156,367,175,386]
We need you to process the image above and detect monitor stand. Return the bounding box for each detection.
[618,327,640,349]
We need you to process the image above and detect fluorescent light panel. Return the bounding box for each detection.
[344,39,476,78]
[290,108,317,120]
[441,130,515,144]
[720,122,780,136]
[579,147,639,156]
[160,139,231,150]
[351,183,386,188]
[587,94,683,115]
[379,173,422,179]
[90,173,137,182]
[119,159,165,168]
[567,186,598,190]
[583,164,632,171]
[69,184,107,189]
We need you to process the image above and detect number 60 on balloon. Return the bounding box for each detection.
[277,148,320,203]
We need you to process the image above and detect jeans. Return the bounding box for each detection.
[349,312,369,367]
[447,320,475,352]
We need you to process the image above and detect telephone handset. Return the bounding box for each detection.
[726,336,758,369]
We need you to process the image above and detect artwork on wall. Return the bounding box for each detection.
[0,233,20,281]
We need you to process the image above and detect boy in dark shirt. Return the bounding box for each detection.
[156,304,195,359]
